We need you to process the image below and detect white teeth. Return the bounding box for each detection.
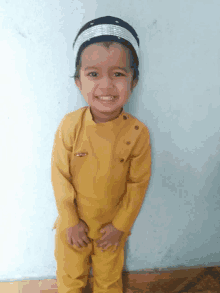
[97,96,115,100]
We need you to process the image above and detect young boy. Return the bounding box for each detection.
[51,16,151,293]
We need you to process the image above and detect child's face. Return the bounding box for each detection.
[75,43,138,120]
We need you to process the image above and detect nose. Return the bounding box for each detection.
[99,75,114,88]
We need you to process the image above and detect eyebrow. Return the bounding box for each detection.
[84,66,128,73]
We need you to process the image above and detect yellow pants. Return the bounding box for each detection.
[54,222,130,293]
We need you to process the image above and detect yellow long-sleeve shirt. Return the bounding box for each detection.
[51,106,151,240]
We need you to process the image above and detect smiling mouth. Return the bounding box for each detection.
[95,96,118,101]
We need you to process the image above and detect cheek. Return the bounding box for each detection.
[115,80,128,91]
[118,81,132,95]
[82,82,95,94]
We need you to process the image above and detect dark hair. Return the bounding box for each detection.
[72,41,139,83]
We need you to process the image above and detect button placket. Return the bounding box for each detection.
[120,115,136,163]
[120,115,128,162]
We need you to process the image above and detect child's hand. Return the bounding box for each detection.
[96,223,124,252]
[66,220,91,248]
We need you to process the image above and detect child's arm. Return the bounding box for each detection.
[51,114,80,228]
[112,126,151,234]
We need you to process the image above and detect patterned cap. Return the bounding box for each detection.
[72,16,140,69]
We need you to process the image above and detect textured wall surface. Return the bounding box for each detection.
[0,0,220,281]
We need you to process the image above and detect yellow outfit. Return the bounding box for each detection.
[51,106,151,293]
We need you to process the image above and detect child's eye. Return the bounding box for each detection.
[115,72,125,77]
[88,72,125,78]
[88,72,98,77]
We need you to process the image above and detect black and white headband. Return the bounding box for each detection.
[72,16,140,68]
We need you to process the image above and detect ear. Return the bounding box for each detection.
[131,79,138,91]
[75,78,82,91]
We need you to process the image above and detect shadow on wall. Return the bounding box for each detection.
[156,148,220,268]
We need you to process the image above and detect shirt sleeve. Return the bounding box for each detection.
[112,126,151,234]
[51,114,80,228]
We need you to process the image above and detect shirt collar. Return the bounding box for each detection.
[85,106,126,127]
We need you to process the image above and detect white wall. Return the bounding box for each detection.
[0,0,220,281]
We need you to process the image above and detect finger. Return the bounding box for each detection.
[71,239,77,247]
[75,241,82,248]
[73,239,82,248]
[103,243,112,250]
[70,237,75,246]
[82,239,89,246]
[82,236,90,246]
[96,235,105,242]
[98,241,108,248]
[112,244,118,253]
[82,236,90,244]
[98,239,110,247]
[97,234,108,243]
[79,239,87,247]
[67,232,73,245]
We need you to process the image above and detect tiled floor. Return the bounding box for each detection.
[124,266,220,292]
[1,266,220,292]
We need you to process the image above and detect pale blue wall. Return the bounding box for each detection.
[0,0,219,281]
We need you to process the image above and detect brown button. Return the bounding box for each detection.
[120,159,124,163]
[135,125,139,130]
[123,115,127,120]
[126,141,131,145]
